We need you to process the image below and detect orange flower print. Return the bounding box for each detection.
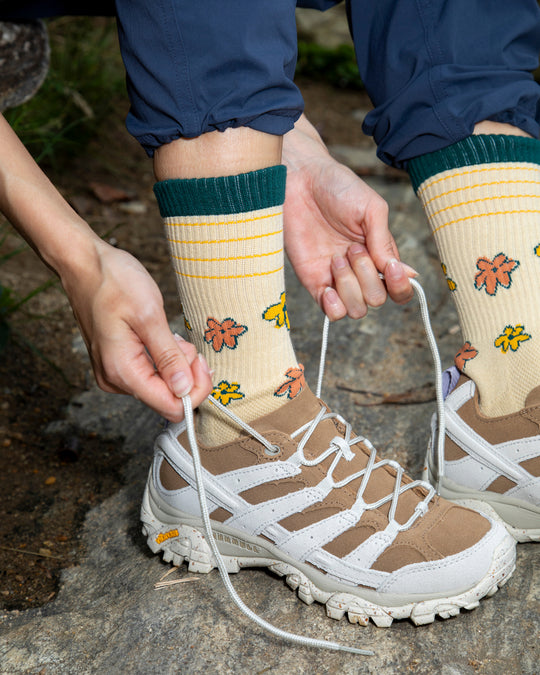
[494,324,531,354]
[262,292,290,329]
[184,316,192,332]
[474,253,519,296]
[441,263,457,292]
[204,317,247,352]
[454,342,478,371]
[211,380,245,406]
[274,364,306,399]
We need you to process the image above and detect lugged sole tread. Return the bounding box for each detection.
[142,501,516,630]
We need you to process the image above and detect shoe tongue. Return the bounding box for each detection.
[252,386,326,437]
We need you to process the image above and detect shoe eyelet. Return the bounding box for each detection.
[265,444,281,457]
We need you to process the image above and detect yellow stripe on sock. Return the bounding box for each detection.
[429,193,540,219]
[171,249,281,263]
[164,211,282,228]
[417,165,540,198]
[174,265,284,280]
[166,229,282,246]
[422,179,540,208]
[431,209,540,234]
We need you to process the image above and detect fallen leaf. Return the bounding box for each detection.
[89,181,131,203]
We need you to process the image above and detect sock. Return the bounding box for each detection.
[154,166,303,445]
[409,135,540,416]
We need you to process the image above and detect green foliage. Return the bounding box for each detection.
[1,18,124,353]
[0,226,58,351]
[4,17,126,166]
[296,41,363,90]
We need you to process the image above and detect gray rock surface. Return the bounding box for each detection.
[1,176,538,674]
[0,21,49,111]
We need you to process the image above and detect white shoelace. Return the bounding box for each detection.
[181,276,446,656]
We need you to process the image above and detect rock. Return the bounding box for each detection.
[0,21,49,111]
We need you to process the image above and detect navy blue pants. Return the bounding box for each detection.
[2,0,540,168]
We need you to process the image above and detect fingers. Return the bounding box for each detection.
[324,246,416,320]
[383,257,415,305]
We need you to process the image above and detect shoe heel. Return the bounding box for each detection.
[140,481,216,573]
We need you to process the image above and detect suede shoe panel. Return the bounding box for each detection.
[459,390,540,444]
[487,476,518,494]
[520,456,540,477]
[426,504,490,557]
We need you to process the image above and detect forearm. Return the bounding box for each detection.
[0,113,103,286]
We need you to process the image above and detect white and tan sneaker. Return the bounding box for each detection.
[142,383,515,628]
[425,366,540,543]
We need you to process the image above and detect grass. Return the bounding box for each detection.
[4,16,126,166]
[1,17,126,353]
[296,41,363,90]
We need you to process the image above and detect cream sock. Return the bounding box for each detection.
[154,166,303,445]
[409,135,540,416]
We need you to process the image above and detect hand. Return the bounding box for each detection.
[282,115,415,321]
[62,240,213,422]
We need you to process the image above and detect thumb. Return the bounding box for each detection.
[140,322,196,399]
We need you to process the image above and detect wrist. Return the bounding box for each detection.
[283,115,330,171]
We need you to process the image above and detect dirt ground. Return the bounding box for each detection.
[0,80,386,610]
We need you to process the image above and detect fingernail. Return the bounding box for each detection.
[333,255,347,270]
[349,243,365,256]
[385,258,404,280]
[171,371,192,398]
[323,286,339,306]
[198,353,212,375]
[402,262,419,277]
[173,332,185,343]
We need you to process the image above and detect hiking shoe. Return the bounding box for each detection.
[141,385,515,627]
[424,366,540,543]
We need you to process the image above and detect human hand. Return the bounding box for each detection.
[62,240,213,422]
[282,116,415,321]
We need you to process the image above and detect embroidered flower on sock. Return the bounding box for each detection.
[262,292,290,330]
[494,324,531,353]
[184,316,192,332]
[204,317,247,352]
[211,380,245,406]
[274,364,306,399]
[474,253,519,296]
[535,243,540,257]
[454,342,478,370]
[441,263,457,292]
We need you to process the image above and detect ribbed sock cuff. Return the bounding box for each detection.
[408,135,540,193]
[153,165,286,217]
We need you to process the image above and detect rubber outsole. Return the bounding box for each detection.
[141,482,516,628]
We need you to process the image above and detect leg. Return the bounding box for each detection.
[349,0,540,539]
[117,0,515,640]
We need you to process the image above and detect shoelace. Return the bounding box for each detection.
[181,276,446,656]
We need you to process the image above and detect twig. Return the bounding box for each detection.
[154,577,200,589]
[337,382,435,406]
[0,545,63,560]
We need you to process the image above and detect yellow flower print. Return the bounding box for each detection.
[184,316,192,332]
[534,243,540,257]
[211,380,245,406]
[441,263,457,292]
[262,292,290,329]
[494,324,531,354]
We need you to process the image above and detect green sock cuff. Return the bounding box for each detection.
[408,135,540,193]
[153,165,286,217]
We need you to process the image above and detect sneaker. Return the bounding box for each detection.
[425,366,540,543]
[141,383,515,627]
